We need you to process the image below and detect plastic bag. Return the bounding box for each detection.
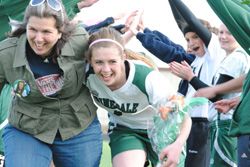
[148,96,208,166]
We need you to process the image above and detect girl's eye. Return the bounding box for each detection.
[95,61,103,64]
[29,28,37,32]
[193,35,199,39]
[43,30,52,34]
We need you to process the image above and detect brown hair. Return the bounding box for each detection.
[87,27,157,69]
[199,19,219,35]
[125,49,157,69]
[87,27,125,61]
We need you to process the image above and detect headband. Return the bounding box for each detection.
[89,38,124,50]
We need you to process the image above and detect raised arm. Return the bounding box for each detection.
[136,31,195,64]
[77,0,99,9]
[160,114,191,166]
[145,29,186,52]
[85,17,115,34]
[169,0,211,47]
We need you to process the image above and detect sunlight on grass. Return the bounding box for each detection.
[100,141,112,167]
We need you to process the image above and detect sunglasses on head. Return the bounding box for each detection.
[30,0,62,11]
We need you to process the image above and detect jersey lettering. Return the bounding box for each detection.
[94,96,139,113]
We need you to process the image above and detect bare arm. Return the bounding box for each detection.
[194,74,246,99]
[160,114,192,167]
[77,0,99,9]
[174,114,191,147]
[122,10,141,44]
[213,75,245,93]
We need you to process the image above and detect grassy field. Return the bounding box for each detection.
[100,141,112,167]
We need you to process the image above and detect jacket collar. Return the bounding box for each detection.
[13,34,27,68]
[61,40,75,56]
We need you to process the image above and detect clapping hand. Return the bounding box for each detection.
[169,61,195,81]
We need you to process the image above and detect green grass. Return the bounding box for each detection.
[100,141,112,167]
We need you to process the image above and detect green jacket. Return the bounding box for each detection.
[0,27,97,144]
[0,0,80,41]
[230,71,250,136]
[62,0,81,19]
[0,84,12,154]
[0,84,12,125]
[0,0,29,41]
[207,0,250,136]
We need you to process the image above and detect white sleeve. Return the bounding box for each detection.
[219,50,250,78]
[145,70,174,106]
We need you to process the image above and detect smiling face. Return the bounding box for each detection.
[218,24,239,55]
[90,46,126,91]
[26,16,62,57]
[185,32,205,57]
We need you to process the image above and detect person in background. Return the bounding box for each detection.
[170,23,250,167]
[0,1,102,167]
[194,0,250,166]
[86,27,192,167]
[165,1,225,167]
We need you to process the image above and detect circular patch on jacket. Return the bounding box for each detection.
[13,80,31,97]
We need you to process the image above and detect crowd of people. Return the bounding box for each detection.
[0,0,249,167]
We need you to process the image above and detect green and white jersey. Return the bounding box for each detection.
[209,47,250,121]
[87,60,171,129]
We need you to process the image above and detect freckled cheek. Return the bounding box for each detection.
[46,37,58,45]
[92,66,102,74]
[27,33,36,41]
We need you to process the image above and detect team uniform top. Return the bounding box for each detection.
[86,60,170,129]
[209,47,250,121]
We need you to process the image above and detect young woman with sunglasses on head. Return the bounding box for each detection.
[86,27,192,167]
[0,0,102,167]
